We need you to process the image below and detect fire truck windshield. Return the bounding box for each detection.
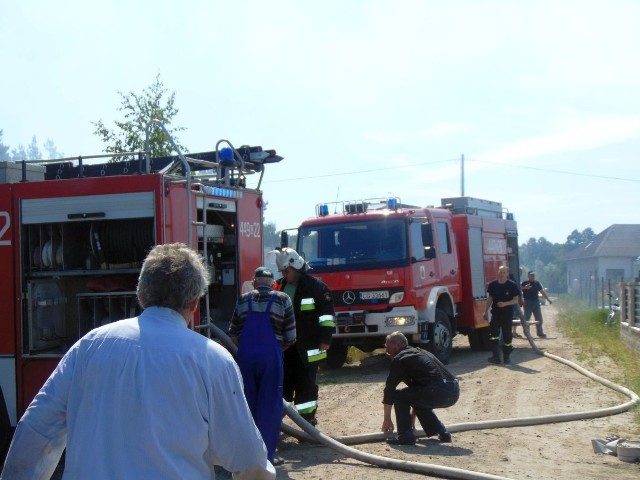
[298,218,408,272]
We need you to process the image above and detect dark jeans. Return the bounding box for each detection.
[524,299,544,335]
[392,380,460,438]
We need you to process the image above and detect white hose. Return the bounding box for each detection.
[211,321,639,479]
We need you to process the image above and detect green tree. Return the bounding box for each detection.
[0,130,10,160]
[565,228,595,251]
[43,139,62,159]
[92,74,187,161]
[26,136,41,160]
[519,237,566,293]
[263,221,279,250]
[2,133,62,161]
[10,144,27,161]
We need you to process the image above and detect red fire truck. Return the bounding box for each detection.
[0,136,282,451]
[286,196,519,368]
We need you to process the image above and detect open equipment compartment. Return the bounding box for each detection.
[20,191,155,357]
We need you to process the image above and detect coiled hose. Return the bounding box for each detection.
[209,322,639,480]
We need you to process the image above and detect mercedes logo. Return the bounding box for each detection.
[342,291,356,305]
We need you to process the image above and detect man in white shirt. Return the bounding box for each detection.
[1,243,275,480]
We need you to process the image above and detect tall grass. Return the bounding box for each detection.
[556,294,640,429]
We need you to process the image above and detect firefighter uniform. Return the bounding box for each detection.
[275,273,335,424]
[487,277,521,364]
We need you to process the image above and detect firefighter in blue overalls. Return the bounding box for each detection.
[229,266,296,465]
[272,248,335,426]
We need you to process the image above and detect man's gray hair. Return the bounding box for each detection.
[386,331,408,348]
[253,276,274,288]
[137,243,210,311]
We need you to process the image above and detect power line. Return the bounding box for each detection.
[264,156,640,184]
[265,159,456,183]
[472,159,640,183]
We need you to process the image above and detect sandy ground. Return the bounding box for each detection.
[217,302,640,479]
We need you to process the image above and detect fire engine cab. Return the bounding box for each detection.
[0,136,282,451]
[287,196,519,368]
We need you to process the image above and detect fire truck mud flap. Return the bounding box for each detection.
[426,309,453,364]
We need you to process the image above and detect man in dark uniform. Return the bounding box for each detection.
[483,265,521,365]
[521,271,553,337]
[272,248,335,426]
[229,266,296,465]
[382,331,459,446]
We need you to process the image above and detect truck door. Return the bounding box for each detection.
[0,185,17,429]
[426,212,461,300]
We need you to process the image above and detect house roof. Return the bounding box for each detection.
[565,224,640,261]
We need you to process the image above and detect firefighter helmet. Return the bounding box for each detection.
[273,247,308,272]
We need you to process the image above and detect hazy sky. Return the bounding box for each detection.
[2,0,639,244]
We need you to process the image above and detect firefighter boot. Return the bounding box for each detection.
[487,344,501,364]
[503,344,514,365]
[301,412,318,427]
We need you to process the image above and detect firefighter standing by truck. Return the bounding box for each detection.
[272,248,335,425]
[483,265,521,365]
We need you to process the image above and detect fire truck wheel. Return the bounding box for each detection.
[323,341,349,369]
[427,309,453,364]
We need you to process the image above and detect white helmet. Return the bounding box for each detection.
[272,247,308,272]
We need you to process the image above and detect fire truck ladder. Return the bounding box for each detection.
[146,120,213,335]
[147,123,271,339]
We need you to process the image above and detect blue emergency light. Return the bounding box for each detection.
[387,197,398,210]
[319,204,329,216]
[219,147,234,167]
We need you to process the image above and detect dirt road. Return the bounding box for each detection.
[262,303,639,479]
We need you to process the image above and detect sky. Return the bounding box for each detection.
[1,0,639,244]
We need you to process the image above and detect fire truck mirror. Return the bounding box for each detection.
[280,230,289,248]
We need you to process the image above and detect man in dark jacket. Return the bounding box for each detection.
[272,248,335,426]
[483,265,521,365]
[521,271,552,337]
[382,331,459,446]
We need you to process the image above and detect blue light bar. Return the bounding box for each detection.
[387,197,398,210]
[319,204,329,216]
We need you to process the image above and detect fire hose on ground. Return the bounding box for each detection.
[209,321,639,480]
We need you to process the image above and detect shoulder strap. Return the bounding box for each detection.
[265,292,278,313]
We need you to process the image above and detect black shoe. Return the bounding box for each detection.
[438,432,452,443]
[272,456,284,466]
[487,356,501,364]
[386,436,416,446]
[503,356,511,365]
[537,333,547,338]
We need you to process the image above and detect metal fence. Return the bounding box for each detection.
[620,281,640,327]
[619,282,640,356]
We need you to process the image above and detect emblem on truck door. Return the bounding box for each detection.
[342,291,356,305]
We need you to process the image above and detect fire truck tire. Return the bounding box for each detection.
[323,341,349,369]
[427,309,453,364]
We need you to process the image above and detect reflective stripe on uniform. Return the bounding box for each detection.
[295,400,317,415]
[318,314,335,328]
[300,298,316,311]
[307,348,327,362]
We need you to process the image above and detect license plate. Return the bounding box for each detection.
[360,290,389,300]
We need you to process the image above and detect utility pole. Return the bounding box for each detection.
[460,154,465,196]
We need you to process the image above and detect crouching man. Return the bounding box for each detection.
[381,331,459,445]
